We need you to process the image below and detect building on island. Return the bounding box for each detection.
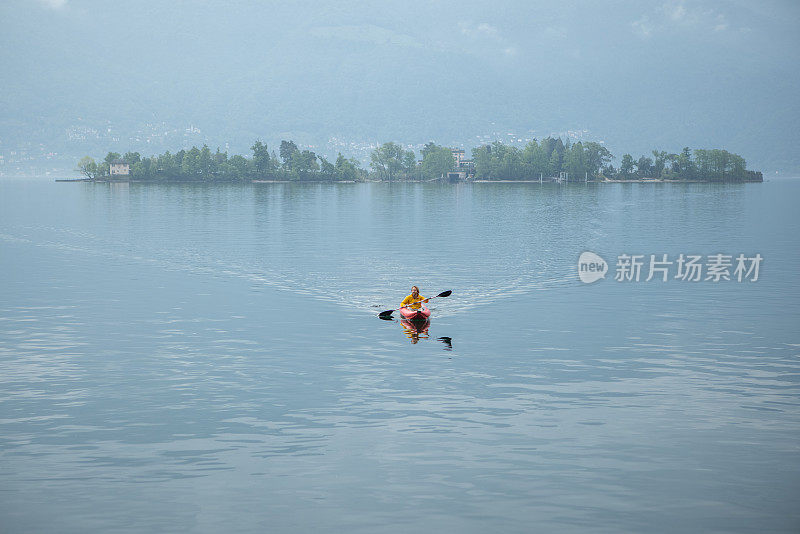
[450,148,466,167]
[109,160,130,176]
[448,148,475,181]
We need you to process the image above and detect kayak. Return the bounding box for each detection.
[378,292,450,320]
[398,305,431,322]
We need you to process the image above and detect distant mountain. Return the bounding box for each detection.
[1,0,798,174]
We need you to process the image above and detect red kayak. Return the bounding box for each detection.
[398,305,431,322]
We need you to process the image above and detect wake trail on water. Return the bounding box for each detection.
[1,226,578,319]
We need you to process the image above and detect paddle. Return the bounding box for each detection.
[378,290,451,318]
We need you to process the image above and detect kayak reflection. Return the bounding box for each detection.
[378,315,452,349]
[401,319,430,344]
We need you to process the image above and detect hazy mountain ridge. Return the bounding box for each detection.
[1,0,798,174]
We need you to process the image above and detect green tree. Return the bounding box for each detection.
[521,139,555,178]
[619,154,635,178]
[652,150,668,178]
[583,142,613,177]
[549,149,561,176]
[280,140,298,167]
[335,153,360,181]
[472,142,527,179]
[370,142,409,181]
[123,152,141,165]
[563,142,585,179]
[181,146,201,178]
[214,147,228,167]
[420,144,454,180]
[288,150,319,180]
[131,161,146,178]
[319,157,336,180]
[228,154,251,181]
[76,156,97,179]
[696,148,713,179]
[730,152,746,180]
[420,142,438,160]
[251,140,274,177]
[471,145,493,179]
[403,150,417,177]
[169,150,185,179]
[540,137,565,162]
[500,147,521,179]
[636,155,654,178]
[199,145,213,178]
[156,151,176,179]
[672,147,695,179]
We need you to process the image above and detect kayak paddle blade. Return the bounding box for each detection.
[436,290,452,298]
[378,310,394,318]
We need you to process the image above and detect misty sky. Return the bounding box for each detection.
[1,0,799,171]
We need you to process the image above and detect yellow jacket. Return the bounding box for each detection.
[401,294,426,309]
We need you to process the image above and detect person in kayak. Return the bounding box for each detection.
[401,286,429,310]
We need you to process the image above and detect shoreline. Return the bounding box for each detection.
[601,178,763,183]
[252,179,358,184]
[56,178,765,185]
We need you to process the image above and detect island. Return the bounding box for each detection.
[74,138,763,184]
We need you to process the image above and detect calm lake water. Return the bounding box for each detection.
[1,177,799,533]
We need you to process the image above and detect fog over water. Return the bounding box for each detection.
[1,0,799,172]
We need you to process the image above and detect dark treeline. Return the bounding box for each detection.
[613,147,762,182]
[368,142,456,180]
[471,139,761,182]
[77,140,364,182]
[472,138,612,180]
[77,138,762,183]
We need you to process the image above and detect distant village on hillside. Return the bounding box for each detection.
[1,119,597,177]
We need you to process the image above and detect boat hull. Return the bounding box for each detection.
[398,305,431,322]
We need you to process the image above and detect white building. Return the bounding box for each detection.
[110,160,130,176]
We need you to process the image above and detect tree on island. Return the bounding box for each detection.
[279,140,298,167]
[652,150,668,178]
[335,153,361,181]
[666,147,693,178]
[76,156,98,179]
[419,143,455,180]
[472,138,612,180]
[251,140,274,177]
[76,136,760,184]
[370,142,415,181]
[319,156,336,180]
[636,155,654,178]
[288,149,320,180]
